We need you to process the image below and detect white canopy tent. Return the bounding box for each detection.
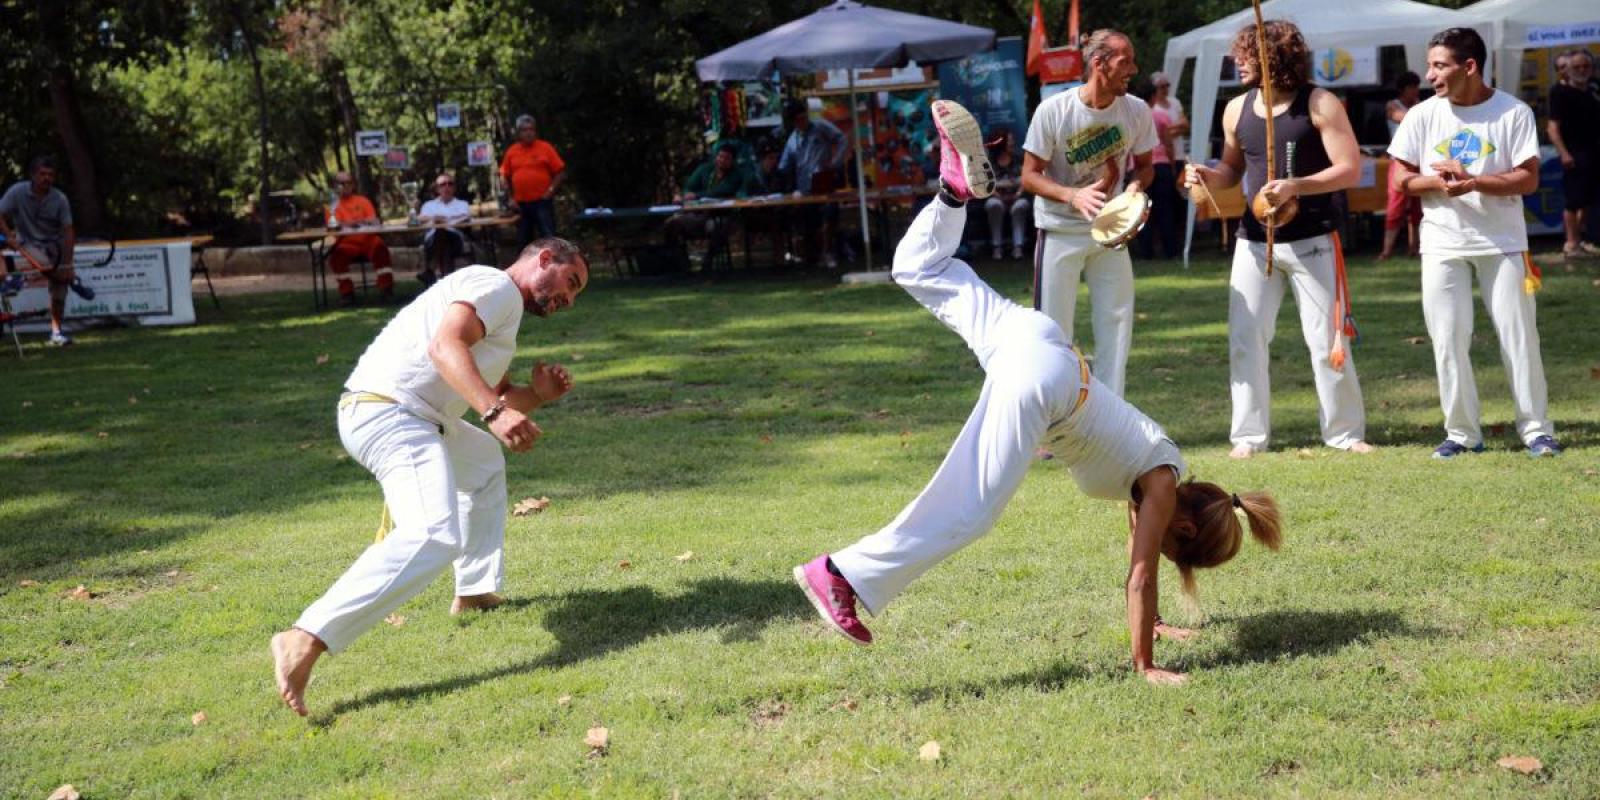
[1458,0,1600,91]
[1161,0,1478,263]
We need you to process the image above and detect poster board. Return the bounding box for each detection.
[6,240,196,329]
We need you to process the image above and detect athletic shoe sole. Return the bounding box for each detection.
[792,565,870,647]
[931,100,995,200]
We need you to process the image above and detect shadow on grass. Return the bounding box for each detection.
[906,607,1429,704]
[318,577,809,720]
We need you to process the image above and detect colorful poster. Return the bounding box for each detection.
[744,83,782,127]
[466,141,493,167]
[435,102,461,129]
[937,37,1028,145]
[382,146,410,171]
[355,129,388,156]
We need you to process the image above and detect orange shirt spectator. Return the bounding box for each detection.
[500,139,565,203]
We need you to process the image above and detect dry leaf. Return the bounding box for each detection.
[384,613,406,626]
[570,352,586,361]
[512,496,551,516]
[47,785,80,800]
[1584,469,1598,477]
[557,694,572,707]
[164,570,180,578]
[1405,336,1428,345]
[1488,423,1507,437]
[18,579,38,588]
[298,442,314,450]
[1497,755,1542,774]
[674,551,695,562]
[67,585,94,601]
[127,395,139,405]
[918,740,942,762]
[191,711,207,726]
[20,400,32,408]
[759,434,773,445]
[585,725,610,753]
[752,700,790,727]
[1591,366,1600,380]
[315,353,330,365]
[865,329,875,337]
[96,432,109,439]
[1296,448,1314,459]
[617,560,632,570]
[829,698,859,712]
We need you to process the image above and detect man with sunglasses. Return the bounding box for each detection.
[328,172,395,305]
[418,172,473,286]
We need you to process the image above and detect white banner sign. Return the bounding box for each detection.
[1312,47,1379,87]
[1525,22,1600,48]
[7,241,196,328]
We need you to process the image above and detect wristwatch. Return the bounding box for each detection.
[481,398,507,424]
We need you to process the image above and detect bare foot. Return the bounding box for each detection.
[1229,444,1255,459]
[1141,667,1189,686]
[451,592,504,615]
[1155,621,1199,641]
[1376,250,1393,261]
[1347,441,1376,454]
[270,629,325,717]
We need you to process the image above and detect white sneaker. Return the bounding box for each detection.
[48,330,73,347]
[821,253,839,270]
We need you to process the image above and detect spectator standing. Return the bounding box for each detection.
[778,99,848,268]
[1135,79,1183,260]
[1548,49,1600,260]
[1149,71,1190,168]
[984,129,1032,260]
[1388,27,1562,458]
[1380,71,1425,260]
[418,172,472,287]
[500,114,566,249]
[327,171,394,305]
[0,156,81,345]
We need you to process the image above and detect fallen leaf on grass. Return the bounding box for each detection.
[127,395,139,405]
[1584,469,1598,477]
[674,551,695,562]
[18,579,38,588]
[67,585,94,601]
[617,560,632,570]
[298,443,314,450]
[20,400,32,408]
[759,434,774,445]
[1488,423,1507,437]
[864,329,875,337]
[315,353,330,365]
[1295,448,1314,459]
[569,353,586,361]
[191,711,207,726]
[512,496,551,516]
[164,570,180,578]
[752,700,790,728]
[1405,336,1428,345]
[828,698,858,712]
[918,740,942,762]
[585,726,609,755]
[96,432,109,439]
[384,614,406,626]
[1497,755,1542,774]
[1591,366,1600,380]
[556,694,572,707]
[47,785,80,800]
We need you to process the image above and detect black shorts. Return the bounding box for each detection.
[1564,154,1598,211]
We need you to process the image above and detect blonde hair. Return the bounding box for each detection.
[1163,480,1283,599]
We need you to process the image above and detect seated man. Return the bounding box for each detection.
[665,142,749,262]
[0,156,90,346]
[328,171,394,304]
[418,172,472,287]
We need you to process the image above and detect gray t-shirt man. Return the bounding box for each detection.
[0,180,74,251]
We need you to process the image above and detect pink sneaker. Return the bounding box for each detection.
[793,555,873,646]
[931,100,995,202]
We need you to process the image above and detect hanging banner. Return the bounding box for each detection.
[1525,22,1600,47]
[937,37,1029,141]
[355,130,388,156]
[1038,46,1083,84]
[1312,46,1379,87]
[435,102,461,128]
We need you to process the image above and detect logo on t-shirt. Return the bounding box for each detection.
[1063,124,1125,165]
[1432,129,1497,168]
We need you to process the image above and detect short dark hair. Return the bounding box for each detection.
[1428,28,1487,73]
[521,236,585,269]
[783,99,808,122]
[715,141,740,156]
[28,155,56,175]
[1396,71,1421,92]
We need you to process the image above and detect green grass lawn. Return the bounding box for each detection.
[2,252,1597,798]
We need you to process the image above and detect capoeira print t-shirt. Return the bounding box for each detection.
[1024,88,1157,235]
[1387,89,1539,257]
[346,265,524,426]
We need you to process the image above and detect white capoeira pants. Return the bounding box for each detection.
[295,401,507,653]
[985,196,1032,250]
[1421,253,1553,447]
[1034,229,1134,397]
[831,199,1078,616]
[1228,235,1366,451]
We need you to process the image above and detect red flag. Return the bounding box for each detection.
[1067,0,1080,46]
[1026,0,1048,76]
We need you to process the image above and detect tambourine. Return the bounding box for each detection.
[1090,186,1151,249]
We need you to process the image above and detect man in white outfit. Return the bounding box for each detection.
[1184,19,1374,459]
[1022,28,1155,398]
[271,238,589,716]
[1388,27,1562,458]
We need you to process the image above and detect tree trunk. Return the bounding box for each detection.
[231,5,272,245]
[329,60,376,213]
[44,67,105,235]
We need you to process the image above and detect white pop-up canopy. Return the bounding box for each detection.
[1162,0,1479,263]
[1459,0,1600,91]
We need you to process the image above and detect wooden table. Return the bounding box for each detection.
[278,217,516,309]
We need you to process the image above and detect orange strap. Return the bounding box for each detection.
[1521,252,1542,294]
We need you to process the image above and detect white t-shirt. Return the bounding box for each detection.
[1386,89,1539,257]
[345,266,524,426]
[420,197,471,226]
[1024,88,1157,235]
[1043,379,1187,502]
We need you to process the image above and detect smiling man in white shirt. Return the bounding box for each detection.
[418,172,474,286]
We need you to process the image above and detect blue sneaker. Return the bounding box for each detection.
[68,276,95,301]
[1526,435,1563,458]
[0,273,24,295]
[1432,440,1483,459]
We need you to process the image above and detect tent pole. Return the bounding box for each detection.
[850,72,873,271]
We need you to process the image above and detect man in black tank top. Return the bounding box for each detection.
[1182,19,1374,460]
